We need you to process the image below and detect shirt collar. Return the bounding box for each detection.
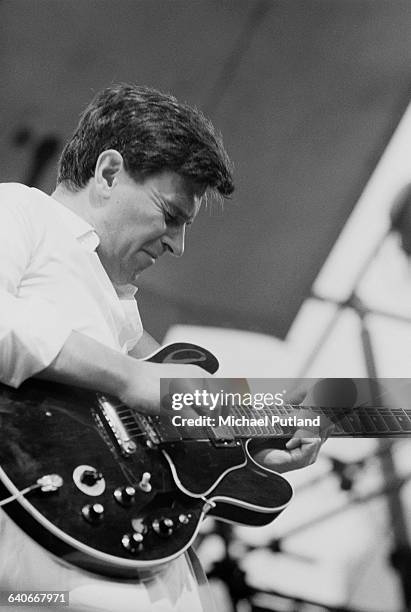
[114,283,138,299]
[51,196,137,297]
[51,198,100,252]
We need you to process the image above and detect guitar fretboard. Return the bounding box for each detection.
[222,404,411,437]
[110,402,411,443]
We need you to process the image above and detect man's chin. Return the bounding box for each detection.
[113,271,141,287]
[130,272,141,286]
[119,264,150,286]
[131,265,154,285]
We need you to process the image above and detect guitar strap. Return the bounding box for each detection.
[186,548,217,612]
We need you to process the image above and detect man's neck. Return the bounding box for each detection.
[51,183,97,227]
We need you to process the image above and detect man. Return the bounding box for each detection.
[0,84,321,610]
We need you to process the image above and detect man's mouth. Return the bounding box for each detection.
[142,247,163,262]
[138,250,160,270]
[131,251,158,283]
[142,250,157,264]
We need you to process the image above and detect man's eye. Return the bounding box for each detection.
[165,211,186,227]
[165,212,178,225]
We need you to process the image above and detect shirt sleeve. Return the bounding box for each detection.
[0,188,72,387]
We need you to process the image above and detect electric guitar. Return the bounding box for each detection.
[0,343,294,578]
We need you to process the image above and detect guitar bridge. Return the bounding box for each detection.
[135,414,183,445]
[97,396,137,455]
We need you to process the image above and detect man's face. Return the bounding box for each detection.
[96,170,203,286]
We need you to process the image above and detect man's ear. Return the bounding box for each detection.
[94,150,124,195]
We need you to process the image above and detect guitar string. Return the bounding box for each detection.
[0,483,41,507]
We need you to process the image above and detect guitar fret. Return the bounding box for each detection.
[370,414,389,432]
[381,413,402,432]
[397,410,411,431]
[346,413,363,432]
[229,404,285,438]
[357,410,377,433]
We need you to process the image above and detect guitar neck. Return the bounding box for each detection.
[111,401,411,443]
[218,404,411,438]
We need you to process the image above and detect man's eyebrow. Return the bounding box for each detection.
[164,198,197,223]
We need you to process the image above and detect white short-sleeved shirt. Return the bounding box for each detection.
[0,183,143,386]
[0,183,207,611]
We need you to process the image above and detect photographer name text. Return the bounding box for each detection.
[171,414,321,428]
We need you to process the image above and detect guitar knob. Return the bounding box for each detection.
[131,517,148,535]
[152,517,174,537]
[178,513,190,525]
[138,472,152,493]
[80,469,103,486]
[81,503,104,524]
[114,486,136,506]
[122,532,144,554]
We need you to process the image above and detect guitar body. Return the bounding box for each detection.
[0,343,292,578]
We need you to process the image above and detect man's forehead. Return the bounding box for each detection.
[165,176,204,199]
[164,194,201,224]
[160,175,204,214]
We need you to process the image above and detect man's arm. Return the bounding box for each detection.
[37,330,138,399]
[37,330,206,415]
[0,190,74,387]
[128,329,160,358]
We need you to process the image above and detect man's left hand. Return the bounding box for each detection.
[253,432,323,473]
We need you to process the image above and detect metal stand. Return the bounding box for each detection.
[301,264,411,610]
[205,230,411,611]
[354,295,411,611]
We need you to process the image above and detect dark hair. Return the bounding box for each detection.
[57,84,234,197]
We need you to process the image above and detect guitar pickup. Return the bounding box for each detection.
[207,425,237,447]
[136,414,183,445]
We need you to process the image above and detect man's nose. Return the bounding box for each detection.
[163,224,186,257]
